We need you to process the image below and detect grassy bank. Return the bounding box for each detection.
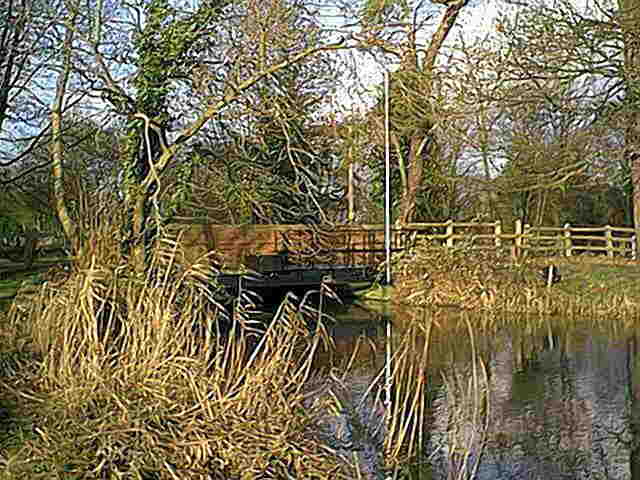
[383,239,640,318]
[4,235,640,479]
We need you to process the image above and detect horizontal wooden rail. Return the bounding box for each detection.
[7,220,631,269]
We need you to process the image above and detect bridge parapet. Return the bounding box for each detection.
[167,220,640,265]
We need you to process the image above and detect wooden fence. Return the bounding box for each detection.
[2,220,636,269]
[369,220,638,260]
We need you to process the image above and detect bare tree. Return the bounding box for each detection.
[0,0,67,170]
[34,0,354,270]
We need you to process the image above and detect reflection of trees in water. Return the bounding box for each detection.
[310,305,640,478]
[305,372,386,479]
[423,321,633,480]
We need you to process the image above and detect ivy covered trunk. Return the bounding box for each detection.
[121,0,175,273]
[396,1,467,225]
[123,117,165,274]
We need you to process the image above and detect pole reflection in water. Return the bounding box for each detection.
[327,303,640,479]
[308,302,388,479]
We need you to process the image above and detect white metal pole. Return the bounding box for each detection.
[383,70,393,453]
[384,71,391,287]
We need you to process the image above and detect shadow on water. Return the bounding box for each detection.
[328,300,640,480]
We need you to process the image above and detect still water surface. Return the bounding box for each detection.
[326,300,640,480]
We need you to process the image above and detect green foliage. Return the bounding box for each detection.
[132,0,225,118]
[122,0,231,226]
[164,159,194,216]
[132,0,172,119]
[0,215,21,239]
[0,189,54,235]
[361,0,411,25]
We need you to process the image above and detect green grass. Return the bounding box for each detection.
[541,257,640,300]
[0,274,44,301]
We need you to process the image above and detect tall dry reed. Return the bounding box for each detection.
[4,229,359,479]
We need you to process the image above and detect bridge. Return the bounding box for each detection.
[1,221,492,299]
[171,223,419,298]
[3,219,636,301]
[178,222,456,301]
[171,222,420,267]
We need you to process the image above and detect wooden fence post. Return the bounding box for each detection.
[347,163,354,223]
[22,230,38,269]
[523,223,531,257]
[494,220,502,249]
[513,219,522,258]
[564,223,572,257]
[446,220,454,248]
[605,225,614,258]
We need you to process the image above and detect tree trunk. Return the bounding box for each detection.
[619,0,640,249]
[50,15,78,254]
[123,116,165,275]
[397,1,467,224]
[399,136,429,224]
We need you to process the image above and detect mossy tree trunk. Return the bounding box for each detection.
[397,1,468,225]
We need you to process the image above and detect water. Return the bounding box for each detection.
[325,300,640,479]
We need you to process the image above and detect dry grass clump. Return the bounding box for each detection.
[391,239,540,311]
[2,234,359,479]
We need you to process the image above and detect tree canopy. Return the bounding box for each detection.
[2,0,640,261]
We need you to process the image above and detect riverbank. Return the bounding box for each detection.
[0,246,391,479]
[361,241,640,318]
[3,241,640,479]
